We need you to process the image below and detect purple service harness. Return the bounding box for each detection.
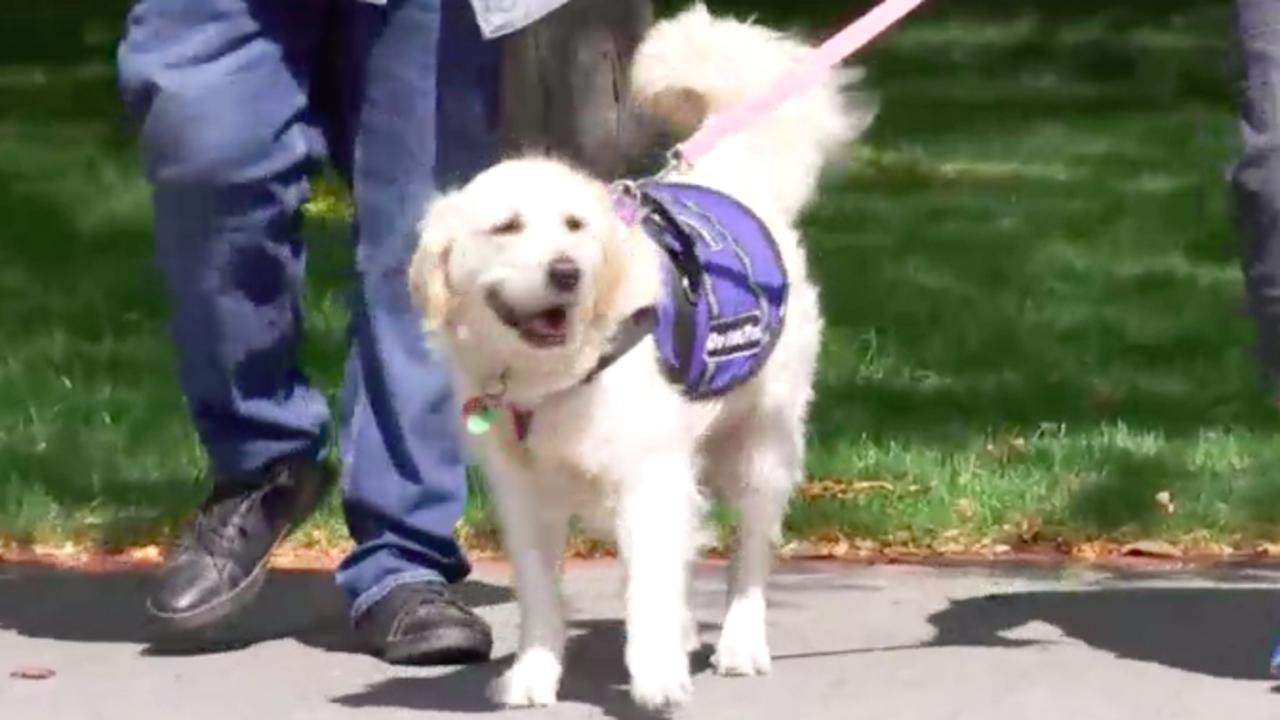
[615,180,788,400]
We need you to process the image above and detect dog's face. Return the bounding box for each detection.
[410,158,633,385]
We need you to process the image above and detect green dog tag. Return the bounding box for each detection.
[466,406,496,435]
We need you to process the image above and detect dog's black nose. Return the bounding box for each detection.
[547,256,581,293]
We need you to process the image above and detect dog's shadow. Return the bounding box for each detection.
[332,618,716,720]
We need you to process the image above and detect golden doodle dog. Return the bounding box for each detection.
[408,3,875,711]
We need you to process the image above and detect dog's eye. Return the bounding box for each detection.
[489,214,524,235]
[564,215,585,232]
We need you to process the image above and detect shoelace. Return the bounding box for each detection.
[185,466,293,556]
[190,490,258,555]
[401,581,476,616]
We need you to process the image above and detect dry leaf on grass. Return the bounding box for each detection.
[1120,540,1183,559]
[1257,543,1280,557]
[797,479,896,501]
[1017,514,1042,543]
[1070,540,1110,561]
[984,433,1027,463]
[779,541,831,559]
[123,545,163,563]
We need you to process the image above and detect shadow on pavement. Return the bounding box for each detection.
[5,561,1280,711]
[0,563,511,656]
[925,586,1280,681]
[332,618,715,720]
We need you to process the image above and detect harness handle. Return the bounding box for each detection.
[637,189,704,298]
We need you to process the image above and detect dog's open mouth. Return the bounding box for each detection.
[485,289,571,349]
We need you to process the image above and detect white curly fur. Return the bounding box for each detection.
[409,4,875,711]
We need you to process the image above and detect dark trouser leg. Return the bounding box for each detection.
[117,0,332,477]
[332,0,501,617]
[1234,0,1280,392]
[117,0,339,628]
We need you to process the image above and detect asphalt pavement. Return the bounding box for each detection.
[3,558,1278,719]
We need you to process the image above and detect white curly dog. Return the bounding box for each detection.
[408,4,874,710]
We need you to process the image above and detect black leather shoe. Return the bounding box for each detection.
[147,455,334,631]
[355,581,494,666]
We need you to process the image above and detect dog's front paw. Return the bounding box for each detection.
[713,621,772,676]
[492,648,562,708]
[628,643,693,711]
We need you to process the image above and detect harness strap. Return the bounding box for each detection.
[582,305,659,384]
[494,301,660,440]
[466,182,733,442]
[636,190,704,297]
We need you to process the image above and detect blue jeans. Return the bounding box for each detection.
[1235,0,1280,388]
[116,0,499,617]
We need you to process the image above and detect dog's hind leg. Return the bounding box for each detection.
[711,418,803,677]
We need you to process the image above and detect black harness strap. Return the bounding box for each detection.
[576,185,706,387]
[637,190,704,297]
[633,187,702,386]
[581,305,659,384]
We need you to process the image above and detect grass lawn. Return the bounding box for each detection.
[4,0,1278,555]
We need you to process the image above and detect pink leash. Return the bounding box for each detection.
[674,0,928,167]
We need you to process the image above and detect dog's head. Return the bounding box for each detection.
[410,157,659,395]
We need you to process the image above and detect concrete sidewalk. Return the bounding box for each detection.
[2,559,1278,719]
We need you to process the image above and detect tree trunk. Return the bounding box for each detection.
[498,0,656,179]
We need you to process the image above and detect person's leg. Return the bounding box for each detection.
[117,0,336,629]
[1230,0,1280,676]
[1234,0,1280,400]
[330,0,501,663]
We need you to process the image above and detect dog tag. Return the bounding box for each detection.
[463,398,497,436]
[466,408,495,436]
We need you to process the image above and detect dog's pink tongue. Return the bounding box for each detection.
[528,307,567,335]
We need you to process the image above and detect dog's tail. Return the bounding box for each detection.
[629,3,875,223]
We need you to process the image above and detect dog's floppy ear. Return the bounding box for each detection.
[591,221,627,325]
[410,192,463,331]
[592,213,662,327]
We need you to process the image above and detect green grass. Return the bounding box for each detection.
[3,0,1278,553]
